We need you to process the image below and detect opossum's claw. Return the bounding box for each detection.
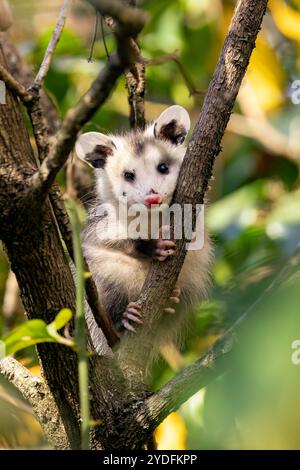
[122,319,137,333]
[170,285,181,303]
[205,175,215,192]
[163,307,176,314]
[122,302,143,332]
[124,312,143,324]
[163,285,181,313]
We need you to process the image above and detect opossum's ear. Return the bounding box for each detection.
[75,132,115,169]
[154,105,191,145]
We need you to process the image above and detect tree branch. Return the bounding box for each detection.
[103,0,146,129]
[0,357,69,449]
[32,0,70,91]
[117,0,269,386]
[141,332,234,433]
[87,0,146,36]
[1,36,61,136]
[0,63,33,103]
[143,243,300,428]
[29,0,146,199]
[123,0,145,130]
[227,113,300,162]
[125,44,146,130]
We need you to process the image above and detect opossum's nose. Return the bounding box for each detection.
[144,190,162,206]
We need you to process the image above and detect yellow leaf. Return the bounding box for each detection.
[246,34,285,112]
[270,0,300,43]
[155,412,187,450]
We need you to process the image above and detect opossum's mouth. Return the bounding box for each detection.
[144,194,162,207]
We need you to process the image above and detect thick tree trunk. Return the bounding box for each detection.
[0,45,82,447]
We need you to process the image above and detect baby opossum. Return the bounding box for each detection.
[75,105,212,353]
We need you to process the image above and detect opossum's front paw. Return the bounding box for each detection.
[163,285,181,314]
[153,225,176,261]
[154,239,176,261]
[122,302,143,333]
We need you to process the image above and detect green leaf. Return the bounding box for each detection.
[2,309,75,356]
[48,308,73,331]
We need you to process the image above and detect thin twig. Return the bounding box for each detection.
[88,11,101,63]
[125,41,146,129]
[101,15,110,59]
[0,63,33,103]
[123,0,146,130]
[144,52,205,97]
[26,94,50,162]
[1,37,61,136]
[33,0,69,90]
[68,199,90,450]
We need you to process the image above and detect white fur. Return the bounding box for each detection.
[76,105,213,353]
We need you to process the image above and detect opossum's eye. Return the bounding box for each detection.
[157,163,169,175]
[124,171,135,182]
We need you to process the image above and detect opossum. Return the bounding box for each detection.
[75,105,212,354]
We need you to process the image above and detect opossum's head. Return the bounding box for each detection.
[75,105,190,208]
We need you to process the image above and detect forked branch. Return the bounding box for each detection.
[117,0,269,385]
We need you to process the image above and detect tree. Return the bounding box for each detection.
[0,0,268,450]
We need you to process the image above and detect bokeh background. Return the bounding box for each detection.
[1,0,300,449]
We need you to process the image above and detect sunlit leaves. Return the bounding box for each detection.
[2,309,74,355]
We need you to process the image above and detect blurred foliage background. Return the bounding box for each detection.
[1,0,300,450]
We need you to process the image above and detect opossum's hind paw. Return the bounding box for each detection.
[122,302,143,333]
[163,285,181,314]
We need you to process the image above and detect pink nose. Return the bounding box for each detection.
[144,194,162,206]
